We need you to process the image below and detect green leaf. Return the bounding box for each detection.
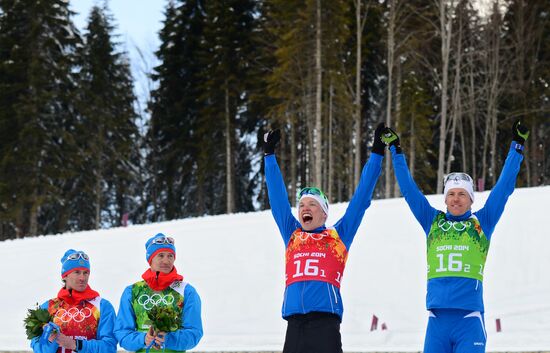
[23,305,52,340]
[146,305,181,332]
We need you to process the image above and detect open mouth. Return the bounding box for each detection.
[302,213,313,223]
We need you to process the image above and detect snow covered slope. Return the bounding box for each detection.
[1,186,549,352]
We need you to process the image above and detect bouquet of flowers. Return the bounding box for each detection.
[147,305,181,333]
[24,305,53,340]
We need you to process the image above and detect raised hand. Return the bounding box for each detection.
[512,120,529,145]
[263,129,281,155]
[382,127,402,153]
[372,122,386,156]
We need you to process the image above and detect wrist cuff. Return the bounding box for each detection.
[75,339,83,352]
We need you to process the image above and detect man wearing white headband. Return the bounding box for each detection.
[443,172,475,216]
[263,124,385,353]
[383,120,529,353]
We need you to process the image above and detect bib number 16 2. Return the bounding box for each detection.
[434,253,482,275]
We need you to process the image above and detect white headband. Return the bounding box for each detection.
[444,179,475,203]
[298,194,329,215]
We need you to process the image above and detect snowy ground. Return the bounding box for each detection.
[1,186,549,352]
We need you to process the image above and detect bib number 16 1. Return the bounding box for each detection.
[293,259,323,277]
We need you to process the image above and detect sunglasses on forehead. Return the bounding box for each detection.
[68,252,89,261]
[444,172,474,185]
[63,252,89,264]
[151,236,175,245]
[297,187,328,202]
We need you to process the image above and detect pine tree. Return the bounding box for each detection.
[198,0,258,214]
[0,0,81,238]
[74,4,140,229]
[147,0,206,220]
[501,0,549,187]
[263,0,383,204]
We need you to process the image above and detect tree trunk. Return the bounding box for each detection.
[393,61,401,197]
[385,0,396,198]
[29,201,38,236]
[446,10,463,174]
[409,117,416,178]
[225,85,234,214]
[328,83,334,201]
[436,0,454,193]
[487,3,502,187]
[290,117,297,207]
[314,0,323,187]
[467,49,476,182]
[353,0,363,189]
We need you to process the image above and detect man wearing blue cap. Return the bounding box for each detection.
[262,125,385,353]
[382,120,530,353]
[114,233,203,352]
[29,249,117,353]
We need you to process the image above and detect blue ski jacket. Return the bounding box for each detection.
[30,297,117,353]
[265,152,383,320]
[114,281,203,352]
[390,142,524,312]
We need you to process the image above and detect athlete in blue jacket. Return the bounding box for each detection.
[114,233,203,352]
[30,249,117,353]
[382,120,530,353]
[263,125,384,353]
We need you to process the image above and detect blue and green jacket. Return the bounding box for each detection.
[390,142,524,312]
[114,280,203,352]
[265,152,383,320]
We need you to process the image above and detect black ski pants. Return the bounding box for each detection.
[283,312,343,353]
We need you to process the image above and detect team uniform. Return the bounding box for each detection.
[264,152,383,352]
[115,234,202,353]
[114,271,203,353]
[30,288,117,353]
[390,142,524,353]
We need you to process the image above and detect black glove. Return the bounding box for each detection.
[372,123,386,156]
[512,120,529,145]
[382,127,402,154]
[263,129,281,155]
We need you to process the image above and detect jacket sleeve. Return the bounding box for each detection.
[164,284,203,351]
[264,154,301,244]
[333,153,383,248]
[30,301,58,353]
[390,146,438,235]
[475,142,524,238]
[80,299,117,353]
[114,285,146,351]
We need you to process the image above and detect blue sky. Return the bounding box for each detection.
[70,0,165,52]
[70,0,166,113]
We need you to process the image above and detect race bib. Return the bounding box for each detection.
[285,228,348,288]
[427,213,490,281]
[48,298,100,353]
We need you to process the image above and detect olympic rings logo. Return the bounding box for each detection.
[54,307,92,323]
[438,219,471,232]
[137,294,175,310]
[296,231,328,241]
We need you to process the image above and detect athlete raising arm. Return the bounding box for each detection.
[382,120,529,353]
[263,124,385,353]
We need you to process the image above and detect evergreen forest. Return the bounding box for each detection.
[0,0,548,240]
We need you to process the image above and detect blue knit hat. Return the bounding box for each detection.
[61,249,90,278]
[145,233,176,264]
